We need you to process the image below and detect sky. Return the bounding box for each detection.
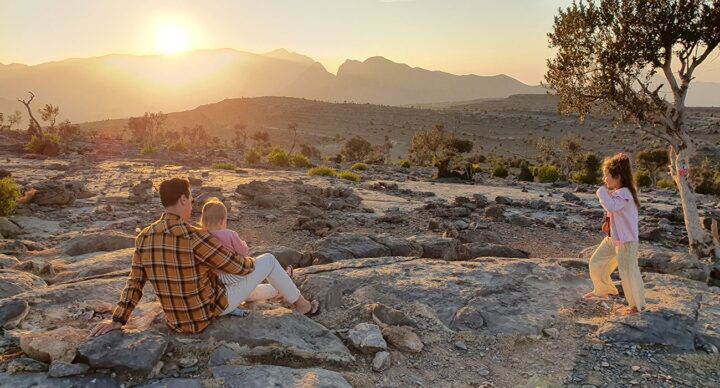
[2,0,720,85]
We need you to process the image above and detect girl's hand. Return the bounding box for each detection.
[602,219,610,235]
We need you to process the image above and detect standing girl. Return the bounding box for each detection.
[583,153,645,315]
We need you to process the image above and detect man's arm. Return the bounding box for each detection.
[90,237,147,337]
[192,231,255,275]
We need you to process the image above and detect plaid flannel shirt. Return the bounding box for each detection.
[112,212,255,333]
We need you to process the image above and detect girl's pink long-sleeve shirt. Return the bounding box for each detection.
[209,229,249,256]
[596,186,639,246]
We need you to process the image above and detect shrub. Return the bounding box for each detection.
[300,143,322,159]
[536,164,560,183]
[471,163,483,174]
[580,152,601,184]
[25,133,61,156]
[168,139,189,153]
[341,136,373,162]
[291,153,312,168]
[350,162,368,171]
[0,177,21,217]
[245,147,262,164]
[308,166,338,177]
[690,157,720,195]
[399,159,411,168]
[657,179,676,190]
[140,143,154,155]
[635,169,652,188]
[492,165,509,178]
[518,163,534,181]
[212,162,236,170]
[267,148,290,167]
[338,171,361,182]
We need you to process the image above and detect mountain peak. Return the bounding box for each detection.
[262,48,315,65]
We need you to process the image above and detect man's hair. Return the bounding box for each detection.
[159,178,190,207]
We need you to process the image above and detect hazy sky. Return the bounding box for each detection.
[2,0,720,85]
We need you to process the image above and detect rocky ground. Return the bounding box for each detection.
[1,142,719,387]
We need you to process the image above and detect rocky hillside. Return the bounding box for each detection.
[0,139,718,386]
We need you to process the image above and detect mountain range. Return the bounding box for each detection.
[0,48,544,123]
[1,48,718,126]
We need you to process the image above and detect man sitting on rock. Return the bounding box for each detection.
[89,177,317,336]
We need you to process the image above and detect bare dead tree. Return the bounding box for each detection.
[18,92,42,138]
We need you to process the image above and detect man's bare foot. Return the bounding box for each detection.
[616,306,639,316]
[583,292,609,300]
[293,296,320,315]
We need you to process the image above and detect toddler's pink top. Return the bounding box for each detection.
[596,186,639,246]
[209,229,249,256]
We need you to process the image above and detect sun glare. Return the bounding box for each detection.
[155,23,190,55]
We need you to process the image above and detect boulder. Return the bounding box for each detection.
[0,217,22,238]
[211,365,352,388]
[460,243,529,259]
[48,361,90,378]
[0,299,29,329]
[182,307,354,365]
[0,269,47,299]
[562,192,581,203]
[368,235,423,257]
[347,322,387,354]
[51,248,134,284]
[235,180,271,199]
[484,204,505,220]
[6,357,49,374]
[129,179,154,203]
[370,303,417,327]
[0,253,20,268]
[19,327,89,363]
[61,231,135,256]
[78,329,168,373]
[408,235,460,260]
[506,213,533,227]
[0,372,120,387]
[0,239,28,255]
[30,181,80,206]
[253,194,280,208]
[597,272,720,350]
[309,233,391,264]
[382,325,423,353]
[248,245,307,268]
[296,257,590,336]
[456,229,501,244]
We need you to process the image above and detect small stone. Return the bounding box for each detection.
[372,351,391,372]
[178,356,198,368]
[382,325,424,353]
[632,365,641,372]
[454,341,468,351]
[347,323,387,354]
[601,361,610,367]
[48,361,90,377]
[542,327,560,339]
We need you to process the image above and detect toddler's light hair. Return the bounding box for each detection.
[199,197,227,230]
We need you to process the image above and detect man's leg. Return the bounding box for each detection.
[255,253,301,303]
[246,284,280,302]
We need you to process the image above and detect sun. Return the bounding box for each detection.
[155,23,190,55]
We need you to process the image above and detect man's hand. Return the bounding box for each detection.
[89,319,122,337]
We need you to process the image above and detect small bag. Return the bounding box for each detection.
[601,216,611,237]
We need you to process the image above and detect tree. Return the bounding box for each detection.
[7,111,22,130]
[636,149,670,186]
[560,135,583,178]
[233,123,248,150]
[127,112,166,148]
[18,92,42,137]
[39,104,60,131]
[287,122,299,155]
[408,124,450,166]
[340,136,373,162]
[545,0,720,259]
[408,124,474,179]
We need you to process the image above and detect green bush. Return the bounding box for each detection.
[635,169,652,188]
[25,133,61,156]
[140,143,154,155]
[518,163,534,182]
[657,179,676,190]
[0,177,21,217]
[492,165,509,178]
[350,162,368,171]
[536,164,560,183]
[399,159,411,168]
[291,153,312,168]
[245,147,262,164]
[212,162,236,170]
[471,163,483,174]
[338,171,361,182]
[267,148,290,167]
[168,139,189,153]
[308,166,338,177]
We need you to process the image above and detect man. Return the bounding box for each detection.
[89,177,258,335]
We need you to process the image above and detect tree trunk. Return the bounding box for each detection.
[669,145,717,259]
